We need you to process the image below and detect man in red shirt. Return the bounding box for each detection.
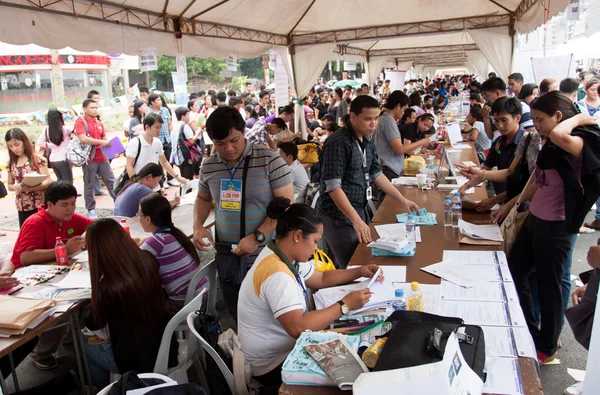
[75,99,116,218]
[10,182,93,370]
[12,182,92,269]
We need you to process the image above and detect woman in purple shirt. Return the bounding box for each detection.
[138,194,204,305]
[509,91,600,364]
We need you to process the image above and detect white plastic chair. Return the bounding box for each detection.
[310,190,320,209]
[183,259,217,316]
[186,311,236,395]
[154,288,207,383]
[96,372,175,395]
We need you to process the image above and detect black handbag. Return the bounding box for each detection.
[0,181,7,199]
[113,137,141,195]
[374,311,486,382]
[214,155,251,287]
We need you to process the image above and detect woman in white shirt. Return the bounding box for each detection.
[238,197,382,393]
[37,108,73,184]
[463,105,490,162]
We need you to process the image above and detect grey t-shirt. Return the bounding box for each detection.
[373,112,404,175]
[114,183,153,217]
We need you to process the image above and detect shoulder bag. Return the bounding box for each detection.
[66,117,97,167]
[506,133,533,200]
[113,137,141,195]
[214,155,252,287]
[297,143,319,164]
[500,171,534,256]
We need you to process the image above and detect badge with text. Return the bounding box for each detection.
[366,186,373,201]
[220,179,242,211]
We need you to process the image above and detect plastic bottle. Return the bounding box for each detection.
[393,289,407,311]
[443,196,452,227]
[362,338,388,368]
[405,215,416,244]
[408,281,424,311]
[426,157,435,181]
[55,237,68,266]
[451,192,462,228]
[120,219,130,236]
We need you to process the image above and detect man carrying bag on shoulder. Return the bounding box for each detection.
[192,107,293,319]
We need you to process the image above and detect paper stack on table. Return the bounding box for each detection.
[314,280,395,315]
[281,331,360,386]
[374,223,422,242]
[0,296,56,337]
[396,212,437,226]
[458,219,503,245]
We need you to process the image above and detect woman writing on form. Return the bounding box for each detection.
[238,197,383,394]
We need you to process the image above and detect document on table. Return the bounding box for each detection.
[451,143,471,149]
[353,333,484,395]
[458,219,503,242]
[53,269,91,289]
[443,250,507,266]
[74,251,89,263]
[374,223,422,242]
[440,280,519,303]
[349,265,407,285]
[179,192,197,206]
[313,280,395,315]
[479,326,537,360]
[483,358,525,395]
[439,301,525,327]
[421,261,502,287]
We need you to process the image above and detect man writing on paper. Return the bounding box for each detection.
[11,182,92,371]
[192,107,294,318]
[317,95,420,269]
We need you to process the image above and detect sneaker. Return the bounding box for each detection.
[88,210,98,219]
[564,382,584,395]
[32,355,57,370]
[537,350,558,364]
[167,179,181,187]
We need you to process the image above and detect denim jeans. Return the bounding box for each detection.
[595,197,600,221]
[84,337,119,390]
[529,233,578,326]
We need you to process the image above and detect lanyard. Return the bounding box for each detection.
[267,240,310,309]
[154,226,171,235]
[355,140,367,169]
[223,158,244,180]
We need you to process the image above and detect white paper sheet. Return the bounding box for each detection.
[421,261,501,287]
[53,269,91,289]
[458,219,503,242]
[451,144,472,149]
[374,223,422,242]
[483,358,525,395]
[179,192,197,206]
[479,327,518,357]
[313,280,395,315]
[348,266,407,285]
[442,250,506,266]
[447,123,463,145]
[74,251,89,262]
[511,327,537,359]
[439,301,517,326]
[567,368,586,382]
[440,281,519,303]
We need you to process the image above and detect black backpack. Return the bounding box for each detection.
[108,371,207,394]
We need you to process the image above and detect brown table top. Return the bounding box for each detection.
[279,142,543,395]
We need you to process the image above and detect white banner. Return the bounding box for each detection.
[567,0,579,21]
[385,70,406,91]
[344,61,356,71]
[275,54,289,112]
[226,53,237,72]
[531,54,574,85]
[176,54,187,80]
[138,47,157,72]
[171,72,188,106]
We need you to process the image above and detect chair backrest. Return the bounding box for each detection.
[187,311,236,394]
[97,372,175,395]
[310,190,320,210]
[154,288,207,375]
[184,259,217,316]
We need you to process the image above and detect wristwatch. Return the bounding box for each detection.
[253,230,266,243]
[337,300,349,315]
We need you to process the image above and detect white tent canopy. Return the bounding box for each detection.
[0,0,569,93]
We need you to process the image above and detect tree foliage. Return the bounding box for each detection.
[239,56,264,79]
[150,56,226,88]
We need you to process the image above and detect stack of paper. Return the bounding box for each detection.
[281,331,360,386]
[396,212,437,225]
[314,280,395,315]
[0,296,56,337]
[374,223,422,243]
[368,237,409,253]
[458,219,503,245]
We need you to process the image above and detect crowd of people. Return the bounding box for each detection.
[0,67,599,395]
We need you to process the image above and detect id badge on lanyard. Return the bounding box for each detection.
[356,141,372,200]
[220,159,244,211]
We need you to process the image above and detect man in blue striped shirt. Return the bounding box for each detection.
[193,107,293,317]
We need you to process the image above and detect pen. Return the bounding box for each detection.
[353,320,385,335]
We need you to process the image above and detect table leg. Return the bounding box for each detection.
[70,314,89,395]
[8,352,19,392]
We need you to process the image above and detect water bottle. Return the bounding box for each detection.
[120,218,130,236]
[406,215,416,244]
[443,195,452,227]
[393,289,408,311]
[451,192,462,228]
[426,157,435,181]
[55,237,68,266]
[408,282,424,311]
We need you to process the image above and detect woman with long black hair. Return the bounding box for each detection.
[128,99,147,140]
[509,91,600,363]
[37,108,73,184]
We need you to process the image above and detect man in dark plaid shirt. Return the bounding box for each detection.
[317,95,420,268]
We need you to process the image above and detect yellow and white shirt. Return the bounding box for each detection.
[237,245,314,376]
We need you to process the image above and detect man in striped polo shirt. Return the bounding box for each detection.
[193,107,294,318]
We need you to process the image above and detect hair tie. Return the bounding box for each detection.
[284,205,291,213]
